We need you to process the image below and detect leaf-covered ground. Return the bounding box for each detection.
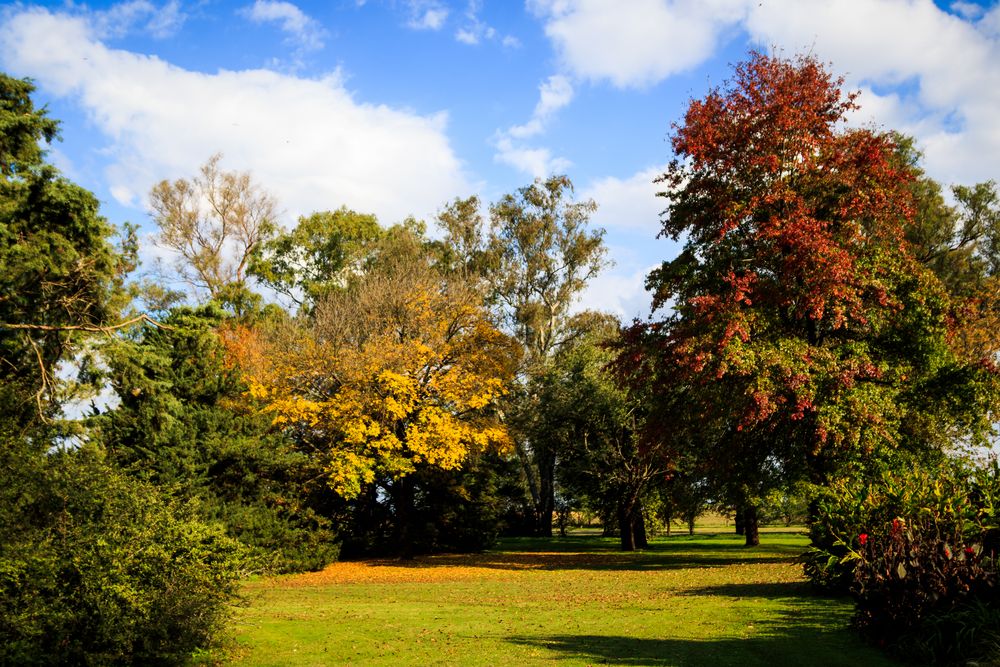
[225,531,900,666]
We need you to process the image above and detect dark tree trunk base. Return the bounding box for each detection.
[743,504,760,547]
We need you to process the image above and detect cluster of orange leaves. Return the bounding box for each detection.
[223,282,516,499]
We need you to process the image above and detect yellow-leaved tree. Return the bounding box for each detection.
[226,256,517,553]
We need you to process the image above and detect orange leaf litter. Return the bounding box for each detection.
[271,552,629,586]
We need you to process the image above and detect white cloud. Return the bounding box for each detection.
[574,262,657,321]
[404,1,448,30]
[409,8,448,30]
[242,0,327,52]
[501,35,521,48]
[494,136,571,178]
[951,1,985,20]
[529,0,746,89]
[455,0,515,46]
[582,165,668,234]
[93,0,186,39]
[0,8,470,228]
[572,165,680,319]
[508,75,574,139]
[981,4,1000,37]
[494,75,574,177]
[455,27,481,44]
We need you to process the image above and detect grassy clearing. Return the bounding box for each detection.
[225,531,898,666]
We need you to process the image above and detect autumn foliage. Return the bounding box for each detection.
[225,260,517,499]
[621,52,995,485]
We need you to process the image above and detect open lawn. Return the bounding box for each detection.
[224,531,899,666]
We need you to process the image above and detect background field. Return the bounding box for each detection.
[225,531,900,666]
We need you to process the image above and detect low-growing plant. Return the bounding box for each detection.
[805,457,1000,664]
[852,514,998,663]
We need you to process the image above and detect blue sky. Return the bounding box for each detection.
[2,0,999,319]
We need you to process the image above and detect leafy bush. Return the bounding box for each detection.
[0,440,252,665]
[805,458,1000,665]
[211,500,339,573]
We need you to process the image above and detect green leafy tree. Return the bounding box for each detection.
[537,315,672,550]
[486,175,609,536]
[0,437,249,665]
[250,206,382,311]
[0,74,247,663]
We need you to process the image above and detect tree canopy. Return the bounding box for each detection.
[617,52,999,542]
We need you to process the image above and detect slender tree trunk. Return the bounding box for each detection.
[664,509,672,537]
[535,449,555,537]
[743,504,760,547]
[514,438,541,530]
[394,475,416,559]
[687,511,696,536]
[734,505,745,535]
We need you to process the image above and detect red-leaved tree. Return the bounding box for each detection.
[618,52,997,545]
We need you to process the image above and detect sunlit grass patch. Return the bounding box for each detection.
[226,531,900,666]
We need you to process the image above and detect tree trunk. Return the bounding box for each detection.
[394,475,416,559]
[743,504,760,547]
[634,506,648,549]
[514,438,541,527]
[601,507,616,536]
[664,509,672,537]
[618,503,636,551]
[535,448,556,537]
[734,505,745,535]
[687,512,696,536]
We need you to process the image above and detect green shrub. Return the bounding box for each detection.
[0,441,252,665]
[212,500,339,573]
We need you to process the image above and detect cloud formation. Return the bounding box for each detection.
[508,75,574,140]
[404,0,449,30]
[494,75,575,177]
[529,0,744,89]
[528,0,1000,187]
[455,0,517,46]
[93,0,186,39]
[0,7,470,228]
[582,165,668,235]
[241,0,327,52]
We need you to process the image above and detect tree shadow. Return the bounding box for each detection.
[350,532,806,572]
[504,632,882,666]
[504,594,892,666]
[677,580,814,599]
[359,550,799,573]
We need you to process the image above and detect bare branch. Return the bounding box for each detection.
[0,313,171,333]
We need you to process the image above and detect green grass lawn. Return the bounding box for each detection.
[223,531,899,666]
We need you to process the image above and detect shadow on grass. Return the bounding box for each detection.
[497,531,805,553]
[353,533,804,573]
[505,594,891,666]
[361,551,800,572]
[677,580,814,599]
